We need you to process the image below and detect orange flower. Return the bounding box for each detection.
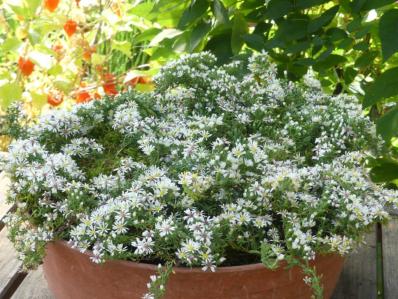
[125,75,151,88]
[18,57,35,76]
[47,94,63,106]
[44,0,60,12]
[64,20,77,37]
[103,73,118,96]
[76,91,91,103]
[82,46,96,61]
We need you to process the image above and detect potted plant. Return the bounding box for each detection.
[2,53,396,299]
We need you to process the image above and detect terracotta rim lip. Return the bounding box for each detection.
[50,240,341,274]
[50,240,276,273]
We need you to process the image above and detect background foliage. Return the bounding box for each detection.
[1,0,398,183]
[130,0,398,184]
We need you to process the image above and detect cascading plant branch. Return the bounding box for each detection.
[2,52,398,299]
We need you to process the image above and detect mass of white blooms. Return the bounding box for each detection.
[2,53,397,296]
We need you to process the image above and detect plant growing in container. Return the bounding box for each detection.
[2,53,397,299]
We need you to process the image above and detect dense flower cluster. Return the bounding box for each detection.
[2,53,397,296]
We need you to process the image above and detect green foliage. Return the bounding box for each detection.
[379,9,398,62]
[129,0,398,184]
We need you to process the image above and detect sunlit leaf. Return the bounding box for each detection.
[149,29,182,47]
[112,40,132,57]
[1,37,22,52]
[91,54,107,66]
[0,82,22,109]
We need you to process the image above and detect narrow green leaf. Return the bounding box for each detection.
[379,9,398,62]
[363,67,398,107]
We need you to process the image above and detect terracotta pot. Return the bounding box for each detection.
[43,241,344,299]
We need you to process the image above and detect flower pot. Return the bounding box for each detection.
[43,241,344,299]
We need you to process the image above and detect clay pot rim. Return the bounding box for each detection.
[52,240,279,273]
[53,240,340,274]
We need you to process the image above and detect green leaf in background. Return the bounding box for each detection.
[231,13,249,55]
[363,67,398,107]
[112,40,132,57]
[355,50,378,68]
[1,37,22,52]
[0,82,22,109]
[135,28,162,43]
[379,9,398,62]
[213,0,229,24]
[242,34,267,51]
[91,54,107,66]
[313,54,347,72]
[8,3,29,19]
[265,0,292,20]
[344,67,358,85]
[362,0,396,11]
[276,17,309,42]
[369,157,398,182]
[25,0,41,17]
[48,64,63,76]
[294,0,330,10]
[149,29,182,47]
[377,106,398,142]
[205,31,233,64]
[308,5,339,33]
[188,21,211,52]
[178,0,209,29]
[53,76,74,93]
[31,92,47,109]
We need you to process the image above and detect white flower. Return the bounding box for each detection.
[132,237,155,256]
[155,218,175,237]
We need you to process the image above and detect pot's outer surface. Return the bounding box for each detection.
[43,241,344,299]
